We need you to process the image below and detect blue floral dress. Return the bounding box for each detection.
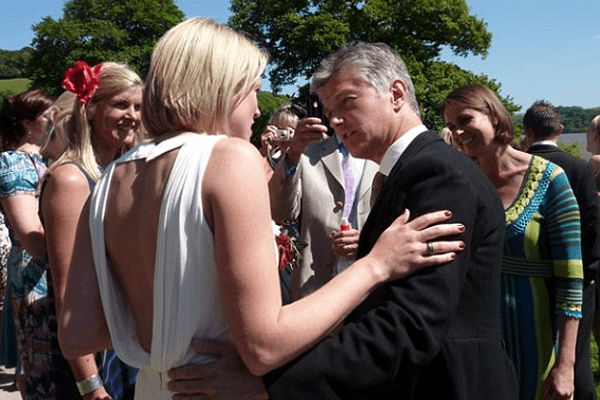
[0,151,79,399]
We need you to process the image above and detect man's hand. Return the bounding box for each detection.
[331,228,360,258]
[168,339,268,400]
[285,117,328,165]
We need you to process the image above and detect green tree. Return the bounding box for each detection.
[558,106,600,133]
[26,0,184,95]
[230,0,520,130]
[0,48,33,79]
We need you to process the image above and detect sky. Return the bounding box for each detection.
[1,0,599,111]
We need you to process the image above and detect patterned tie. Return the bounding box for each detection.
[370,171,387,207]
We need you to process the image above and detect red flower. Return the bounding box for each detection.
[276,233,298,272]
[62,61,103,104]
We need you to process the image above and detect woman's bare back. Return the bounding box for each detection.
[104,148,179,352]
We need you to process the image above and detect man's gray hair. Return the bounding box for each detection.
[310,42,420,114]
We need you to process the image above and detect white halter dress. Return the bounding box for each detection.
[89,134,228,400]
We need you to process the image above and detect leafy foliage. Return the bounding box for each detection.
[0,48,33,79]
[558,106,600,133]
[230,0,519,129]
[514,106,600,134]
[557,141,583,159]
[26,0,184,96]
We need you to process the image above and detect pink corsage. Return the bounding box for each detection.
[62,61,103,104]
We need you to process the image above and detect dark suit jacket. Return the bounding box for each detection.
[265,132,517,399]
[528,143,600,282]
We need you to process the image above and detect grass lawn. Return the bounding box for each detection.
[593,339,600,396]
[0,78,31,96]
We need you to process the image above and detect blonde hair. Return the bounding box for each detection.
[438,126,453,146]
[142,17,269,137]
[269,104,299,129]
[59,62,144,181]
[53,91,77,127]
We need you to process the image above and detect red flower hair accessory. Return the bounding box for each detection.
[62,61,103,104]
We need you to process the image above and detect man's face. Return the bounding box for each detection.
[320,65,396,163]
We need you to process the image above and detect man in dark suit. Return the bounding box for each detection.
[263,42,517,399]
[524,100,600,400]
[166,42,517,399]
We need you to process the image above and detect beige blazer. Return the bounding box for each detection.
[269,135,378,300]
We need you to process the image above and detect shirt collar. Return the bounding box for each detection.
[379,124,427,176]
[530,140,559,148]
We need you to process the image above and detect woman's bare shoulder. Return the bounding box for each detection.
[42,163,92,210]
[46,162,91,189]
[209,137,263,170]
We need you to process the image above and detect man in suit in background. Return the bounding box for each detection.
[263,42,517,399]
[269,115,377,301]
[524,100,600,400]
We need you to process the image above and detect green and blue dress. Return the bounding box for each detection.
[501,156,583,400]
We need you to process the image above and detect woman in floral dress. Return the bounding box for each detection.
[0,88,81,399]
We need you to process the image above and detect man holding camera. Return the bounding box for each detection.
[268,108,378,301]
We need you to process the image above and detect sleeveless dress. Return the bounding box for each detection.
[89,134,228,400]
[501,156,583,400]
[39,161,138,400]
[0,151,80,399]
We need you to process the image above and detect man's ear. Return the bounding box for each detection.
[390,79,408,111]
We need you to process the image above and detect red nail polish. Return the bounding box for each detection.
[458,225,465,232]
[445,211,452,217]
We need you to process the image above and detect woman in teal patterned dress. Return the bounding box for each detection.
[442,85,583,400]
[0,89,82,399]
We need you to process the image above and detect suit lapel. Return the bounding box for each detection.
[320,137,344,189]
[384,131,440,192]
[358,131,442,257]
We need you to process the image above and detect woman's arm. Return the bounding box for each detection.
[542,167,583,399]
[204,138,465,376]
[542,315,578,399]
[1,194,46,258]
[58,197,112,358]
[41,164,111,399]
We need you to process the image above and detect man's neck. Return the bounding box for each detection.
[374,111,423,164]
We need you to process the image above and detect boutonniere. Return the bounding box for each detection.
[275,227,304,272]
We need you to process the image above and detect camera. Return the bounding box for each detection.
[307,95,334,136]
[274,128,291,141]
